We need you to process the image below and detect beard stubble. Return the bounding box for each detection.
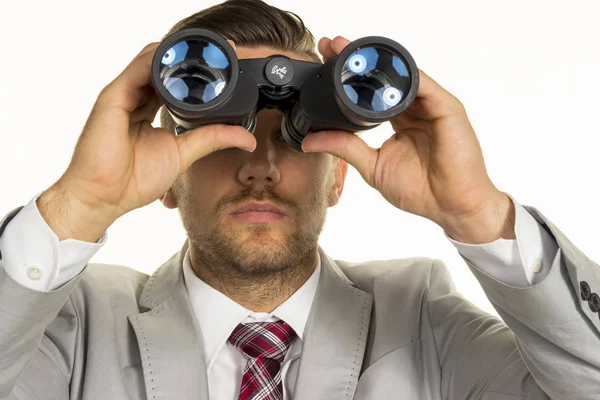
[176,175,332,303]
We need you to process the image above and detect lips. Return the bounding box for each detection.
[231,201,287,216]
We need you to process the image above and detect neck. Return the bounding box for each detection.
[188,244,318,313]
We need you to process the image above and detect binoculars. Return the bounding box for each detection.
[152,28,419,152]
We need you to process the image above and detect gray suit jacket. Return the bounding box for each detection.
[0,205,599,399]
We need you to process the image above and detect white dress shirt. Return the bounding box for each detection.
[0,192,559,399]
[182,249,320,399]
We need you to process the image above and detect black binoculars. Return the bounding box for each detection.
[152,28,419,152]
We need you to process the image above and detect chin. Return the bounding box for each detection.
[239,237,287,254]
[233,244,293,273]
[233,223,287,241]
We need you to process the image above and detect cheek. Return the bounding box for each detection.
[184,157,235,205]
[288,159,332,202]
[186,152,243,195]
[197,152,238,178]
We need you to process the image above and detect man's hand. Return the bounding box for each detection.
[302,36,515,244]
[38,42,257,242]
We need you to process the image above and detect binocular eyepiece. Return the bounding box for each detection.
[152,28,419,152]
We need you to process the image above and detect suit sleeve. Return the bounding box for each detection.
[0,193,105,292]
[0,206,89,399]
[428,206,600,400]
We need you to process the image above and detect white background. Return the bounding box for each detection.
[1,0,599,316]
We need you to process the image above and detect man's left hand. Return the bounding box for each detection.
[301,36,515,244]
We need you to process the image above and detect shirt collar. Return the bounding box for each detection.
[182,248,321,369]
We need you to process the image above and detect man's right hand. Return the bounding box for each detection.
[37,42,256,242]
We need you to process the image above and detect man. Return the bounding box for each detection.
[0,0,598,399]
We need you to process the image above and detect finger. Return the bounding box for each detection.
[317,37,335,61]
[301,130,376,184]
[330,36,351,56]
[175,124,257,172]
[389,110,431,132]
[117,42,160,89]
[97,42,161,113]
[130,84,163,124]
[412,69,465,120]
[130,95,161,125]
[318,36,351,62]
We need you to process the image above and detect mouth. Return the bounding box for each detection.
[230,201,287,224]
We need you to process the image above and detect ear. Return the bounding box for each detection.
[328,157,348,207]
[161,189,178,209]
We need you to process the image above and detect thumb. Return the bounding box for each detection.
[176,124,256,172]
[301,130,376,183]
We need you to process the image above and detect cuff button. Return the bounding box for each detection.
[26,267,42,281]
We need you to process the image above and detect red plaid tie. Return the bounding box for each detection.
[228,321,297,400]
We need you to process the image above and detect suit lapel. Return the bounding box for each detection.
[293,248,374,400]
[128,241,209,400]
[127,243,373,400]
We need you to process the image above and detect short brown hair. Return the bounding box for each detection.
[159,0,320,133]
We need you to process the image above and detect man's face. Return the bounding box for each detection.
[162,46,348,276]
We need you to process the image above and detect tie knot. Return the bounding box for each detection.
[228,321,297,362]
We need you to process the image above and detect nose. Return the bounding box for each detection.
[237,130,281,188]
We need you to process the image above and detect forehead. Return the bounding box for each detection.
[235,46,317,63]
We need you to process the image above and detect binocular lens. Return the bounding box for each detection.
[341,46,411,112]
[158,39,232,105]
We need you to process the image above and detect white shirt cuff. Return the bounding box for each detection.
[0,192,107,292]
[446,193,558,287]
